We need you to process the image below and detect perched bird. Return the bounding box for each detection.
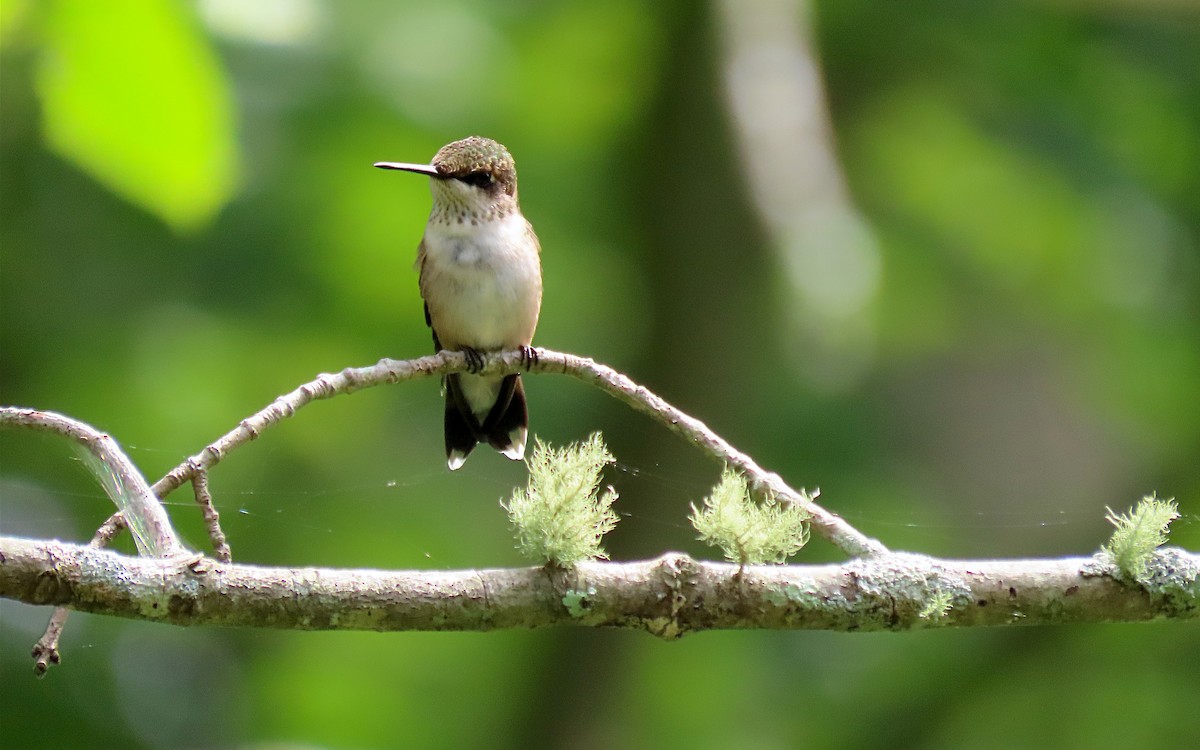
[376,137,542,470]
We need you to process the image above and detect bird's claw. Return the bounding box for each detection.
[519,345,540,371]
[462,347,485,374]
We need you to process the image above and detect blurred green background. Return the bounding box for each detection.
[2,0,1198,748]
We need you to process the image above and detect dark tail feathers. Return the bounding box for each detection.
[443,374,528,470]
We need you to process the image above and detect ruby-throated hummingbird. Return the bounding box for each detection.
[375,136,543,470]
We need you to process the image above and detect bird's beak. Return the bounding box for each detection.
[374,161,441,177]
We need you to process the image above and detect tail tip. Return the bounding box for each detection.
[499,428,527,461]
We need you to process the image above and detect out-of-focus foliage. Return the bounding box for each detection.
[2,1,1198,748]
[36,0,237,232]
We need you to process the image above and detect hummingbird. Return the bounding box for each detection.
[375,136,543,470]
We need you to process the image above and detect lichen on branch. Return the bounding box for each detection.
[1103,495,1180,583]
[503,432,619,566]
[690,467,811,565]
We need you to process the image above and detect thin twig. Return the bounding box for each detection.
[30,513,126,677]
[0,407,191,675]
[535,353,887,557]
[0,408,187,558]
[147,349,886,557]
[191,467,231,563]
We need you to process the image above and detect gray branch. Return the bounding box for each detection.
[0,408,186,558]
[148,349,886,557]
[4,352,1193,651]
[2,536,1195,636]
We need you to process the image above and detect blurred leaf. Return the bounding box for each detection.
[0,0,32,48]
[35,0,237,232]
[512,1,662,147]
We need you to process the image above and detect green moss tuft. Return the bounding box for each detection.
[918,589,955,622]
[503,433,619,566]
[689,467,810,565]
[1103,494,1180,583]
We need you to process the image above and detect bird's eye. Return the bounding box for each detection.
[460,171,493,188]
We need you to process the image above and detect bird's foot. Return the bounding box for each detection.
[519,345,540,371]
[462,347,485,374]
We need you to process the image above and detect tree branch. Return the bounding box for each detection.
[2,536,1195,637]
[29,514,126,677]
[146,349,886,558]
[0,408,186,558]
[5,351,1191,663]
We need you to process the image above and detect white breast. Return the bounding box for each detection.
[419,212,542,351]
